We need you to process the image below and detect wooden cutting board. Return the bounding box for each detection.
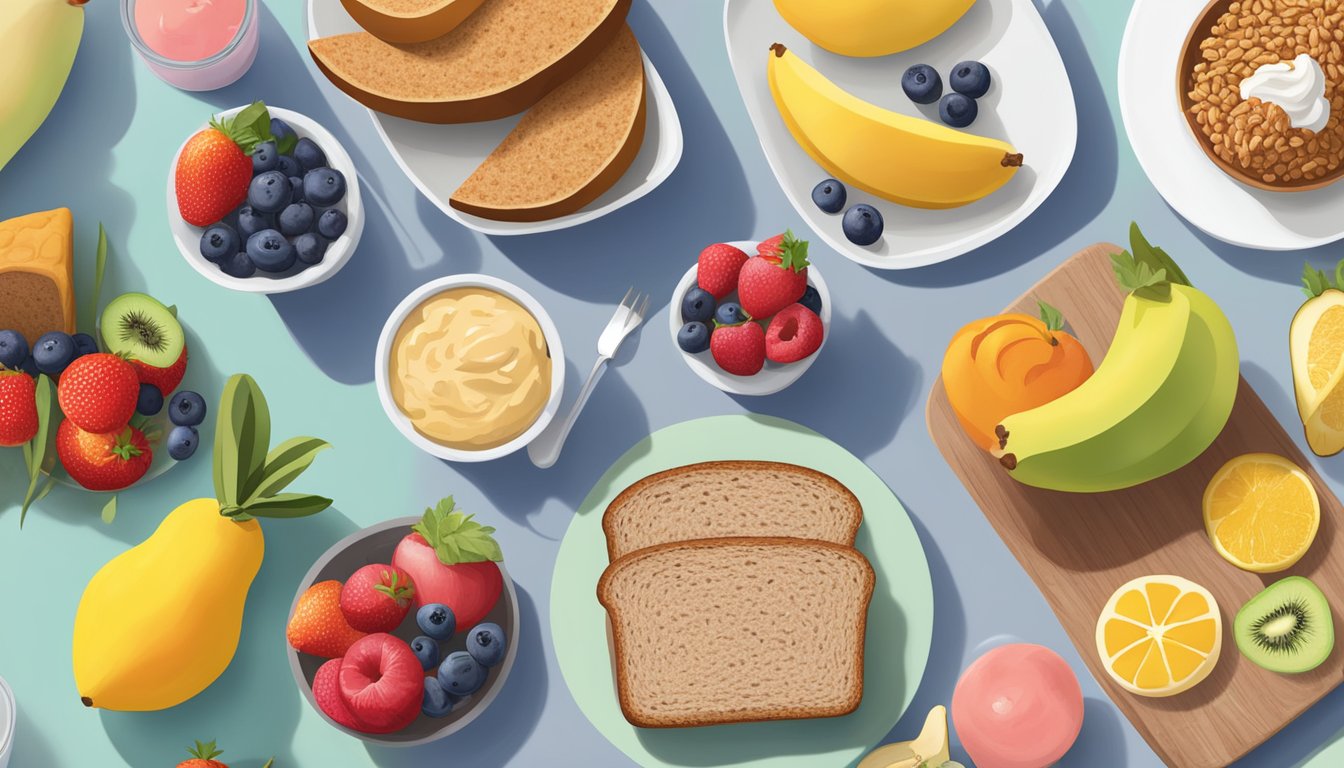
[926,244,1344,768]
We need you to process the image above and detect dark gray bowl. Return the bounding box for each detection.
[286,517,519,746]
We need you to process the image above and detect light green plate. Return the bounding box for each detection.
[551,414,935,768]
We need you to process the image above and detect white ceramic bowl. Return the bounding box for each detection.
[375,275,565,462]
[167,106,364,293]
[669,240,832,396]
[0,675,14,768]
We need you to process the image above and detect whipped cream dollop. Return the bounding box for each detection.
[1239,53,1331,133]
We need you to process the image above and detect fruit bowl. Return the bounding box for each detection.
[167,105,364,294]
[0,675,13,768]
[287,517,520,746]
[669,241,831,396]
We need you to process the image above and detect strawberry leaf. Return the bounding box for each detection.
[1302,262,1332,298]
[412,497,503,565]
[776,230,810,272]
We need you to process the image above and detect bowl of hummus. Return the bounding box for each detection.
[375,275,564,462]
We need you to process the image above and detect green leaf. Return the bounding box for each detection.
[1333,259,1344,295]
[411,497,503,565]
[86,224,108,337]
[20,375,55,527]
[1109,250,1168,297]
[1129,222,1190,287]
[776,229,810,272]
[233,493,332,520]
[1303,262,1333,298]
[275,131,298,156]
[1036,299,1064,332]
[101,496,117,524]
[263,760,275,768]
[214,101,273,155]
[213,374,271,507]
[246,436,331,502]
[167,304,178,318]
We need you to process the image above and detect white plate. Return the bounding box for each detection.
[1120,0,1344,250]
[724,0,1077,270]
[669,240,831,396]
[305,0,684,236]
[0,675,13,768]
[167,106,364,294]
[374,274,565,463]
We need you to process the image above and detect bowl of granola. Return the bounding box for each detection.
[1179,0,1344,191]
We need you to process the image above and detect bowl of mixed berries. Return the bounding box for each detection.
[670,233,831,396]
[167,102,362,294]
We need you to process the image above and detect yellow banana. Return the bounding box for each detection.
[774,0,977,58]
[0,0,85,174]
[767,44,1022,209]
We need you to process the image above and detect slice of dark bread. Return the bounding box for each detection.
[309,0,630,124]
[597,537,874,728]
[449,24,646,222]
[602,461,863,561]
[339,0,486,44]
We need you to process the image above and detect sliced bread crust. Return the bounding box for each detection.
[338,0,486,44]
[602,460,863,561]
[449,25,646,222]
[597,537,875,728]
[309,0,631,124]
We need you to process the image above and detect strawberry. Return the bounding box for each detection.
[56,420,152,491]
[697,243,749,299]
[178,740,227,768]
[340,564,415,633]
[176,102,274,227]
[392,498,505,627]
[287,580,367,658]
[765,303,824,363]
[711,320,766,376]
[57,353,139,433]
[131,344,188,397]
[739,230,810,320]
[757,233,785,258]
[0,370,38,447]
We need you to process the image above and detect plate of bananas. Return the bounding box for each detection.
[724,0,1077,270]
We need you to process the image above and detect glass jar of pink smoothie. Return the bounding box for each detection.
[121,0,259,91]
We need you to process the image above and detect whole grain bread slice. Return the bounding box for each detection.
[309,0,630,124]
[450,25,646,222]
[339,0,486,44]
[602,461,862,561]
[597,537,874,728]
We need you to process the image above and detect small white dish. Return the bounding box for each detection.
[375,275,565,463]
[669,240,831,396]
[167,106,364,294]
[305,0,683,236]
[1120,0,1344,250]
[724,0,1077,270]
[0,675,14,768]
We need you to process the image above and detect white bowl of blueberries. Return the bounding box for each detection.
[167,104,363,294]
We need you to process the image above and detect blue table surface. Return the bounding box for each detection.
[4,0,1344,766]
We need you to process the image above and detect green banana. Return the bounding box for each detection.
[0,0,86,174]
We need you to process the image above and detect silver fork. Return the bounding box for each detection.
[528,288,650,469]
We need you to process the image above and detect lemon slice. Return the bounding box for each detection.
[1095,575,1221,697]
[1203,453,1320,573]
[1291,289,1344,455]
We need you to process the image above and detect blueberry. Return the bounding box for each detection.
[811,178,847,214]
[246,229,297,273]
[270,117,296,146]
[0,330,29,369]
[421,677,455,718]
[200,224,240,263]
[950,60,992,99]
[72,333,98,357]
[681,286,716,324]
[288,176,304,204]
[715,302,747,325]
[278,202,315,237]
[410,635,440,671]
[466,622,507,668]
[842,204,885,246]
[677,322,710,354]
[294,137,327,172]
[799,285,823,315]
[294,233,328,266]
[220,251,256,279]
[167,425,198,461]
[317,208,347,240]
[417,603,456,641]
[248,171,291,214]
[902,64,943,105]
[251,140,278,174]
[277,155,301,179]
[437,651,486,697]
[169,390,207,427]
[32,332,75,375]
[137,383,164,416]
[236,206,273,238]
[939,92,979,129]
[18,356,39,377]
[303,167,347,208]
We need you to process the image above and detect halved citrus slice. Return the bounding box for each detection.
[1203,453,1320,573]
[1095,575,1221,697]
[1290,287,1344,455]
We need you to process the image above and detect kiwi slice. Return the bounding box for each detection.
[99,292,184,368]
[1234,576,1335,674]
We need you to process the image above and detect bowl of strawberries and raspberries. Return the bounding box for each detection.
[286,498,518,745]
[671,233,831,396]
